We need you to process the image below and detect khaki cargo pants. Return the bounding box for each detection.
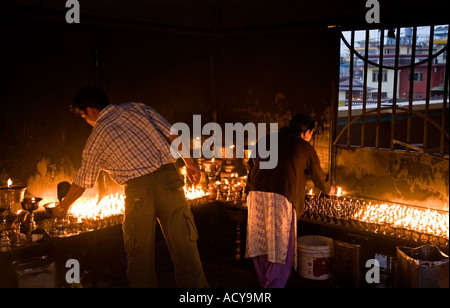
[122,163,209,288]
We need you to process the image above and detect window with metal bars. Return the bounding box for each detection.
[335,25,449,158]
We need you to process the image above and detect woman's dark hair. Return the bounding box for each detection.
[70,86,110,114]
[287,113,315,136]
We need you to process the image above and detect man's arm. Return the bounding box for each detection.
[53,184,86,219]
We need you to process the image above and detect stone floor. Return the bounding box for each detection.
[89,232,334,289]
[78,202,338,289]
[157,253,334,289]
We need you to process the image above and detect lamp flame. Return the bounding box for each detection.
[68,186,210,223]
[353,203,449,239]
[69,193,125,222]
[183,186,209,200]
[336,187,342,197]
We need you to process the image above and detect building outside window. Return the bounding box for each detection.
[337,25,449,155]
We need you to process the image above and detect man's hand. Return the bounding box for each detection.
[53,203,70,220]
[52,183,86,219]
[185,162,201,185]
[168,134,202,185]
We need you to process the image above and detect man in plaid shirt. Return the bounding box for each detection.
[55,86,208,288]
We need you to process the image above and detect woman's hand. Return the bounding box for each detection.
[327,186,336,196]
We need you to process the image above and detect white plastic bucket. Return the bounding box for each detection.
[297,235,333,280]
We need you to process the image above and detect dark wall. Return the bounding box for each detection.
[215,30,339,174]
[98,28,213,125]
[335,147,449,211]
[0,18,214,190]
[216,30,339,127]
[0,19,96,186]
[0,15,339,190]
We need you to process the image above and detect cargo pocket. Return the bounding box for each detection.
[125,188,148,213]
[122,220,136,255]
[184,207,198,242]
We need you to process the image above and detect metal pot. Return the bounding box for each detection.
[0,186,27,211]
[21,197,42,212]
[43,202,59,218]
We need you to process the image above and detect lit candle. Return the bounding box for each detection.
[245,150,253,159]
[181,166,187,185]
[7,178,12,188]
[336,186,342,197]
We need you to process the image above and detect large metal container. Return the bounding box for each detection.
[0,186,27,211]
[395,245,449,288]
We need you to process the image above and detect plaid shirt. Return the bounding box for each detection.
[73,102,177,188]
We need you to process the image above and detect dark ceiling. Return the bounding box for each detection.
[1,0,449,35]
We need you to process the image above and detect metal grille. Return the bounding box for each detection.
[335,26,449,158]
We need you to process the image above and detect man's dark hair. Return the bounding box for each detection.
[288,113,315,136]
[70,86,110,114]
